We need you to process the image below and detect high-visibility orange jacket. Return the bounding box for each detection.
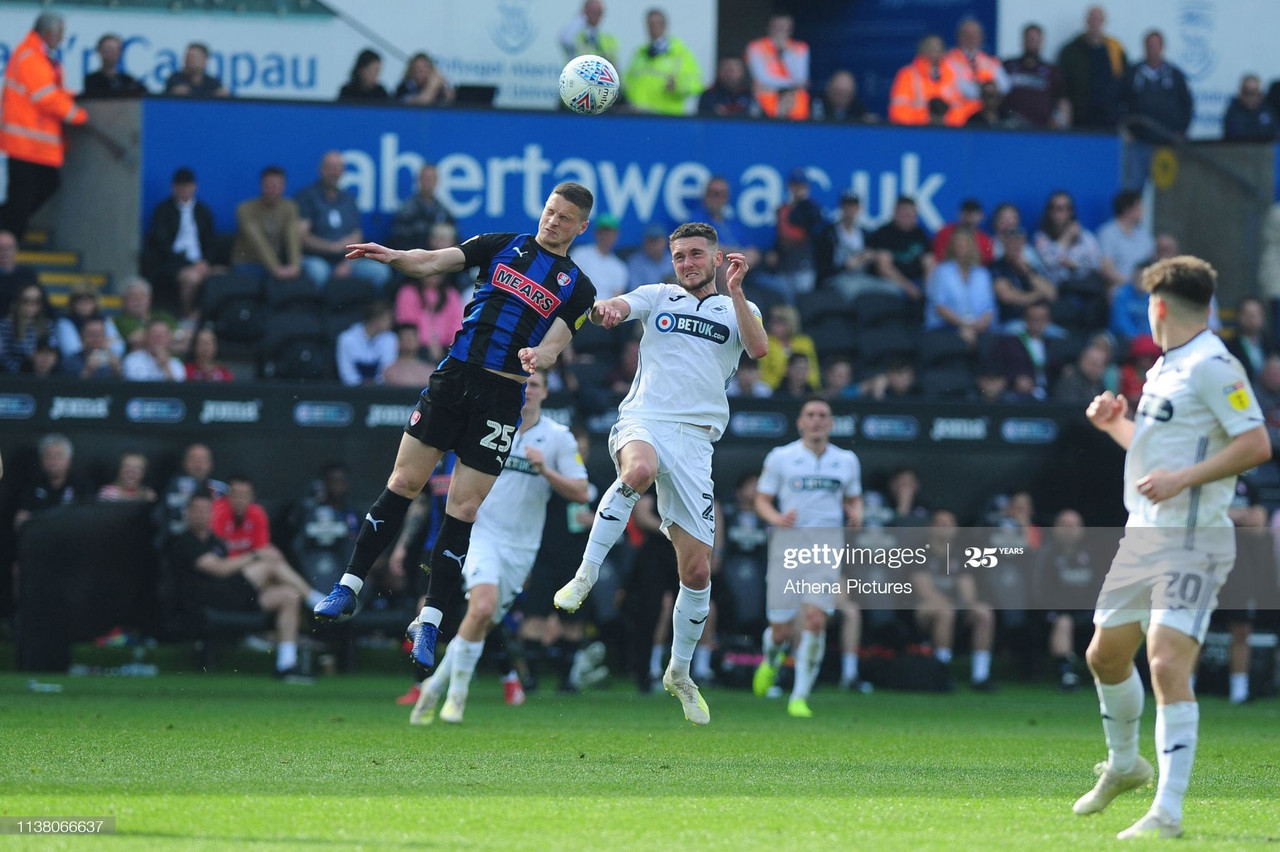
[888,57,967,126]
[942,47,1007,121]
[0,31,87,167]
[744,35,810,119]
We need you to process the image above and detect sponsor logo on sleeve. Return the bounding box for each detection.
[1224,380,1251,411]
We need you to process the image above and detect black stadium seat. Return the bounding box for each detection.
[918,329,972,369]
[854,292,911,328]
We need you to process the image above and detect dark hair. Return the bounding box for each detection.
[895,196,917,208]
[394,322,418,336]
[364,300,393,323]
[798,394,832,413]
[320,462,349,479]
[187,492,214,505]
[187,42,210,57]
[1112,189,1142,218]
[226,473,254,488]
[1023,22,1043,36]
[1038,191,1075,240]
[97,32,122,50]
[1142,256,1216,306]
[349,49,382,84]
[260,165,285,180]
[787,351,810,367]
[172,167,196,185]
[551,181,594,218]
[670,222,719,247]
[960,198,983,213]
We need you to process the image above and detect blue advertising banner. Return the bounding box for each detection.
[141,99,1119,249]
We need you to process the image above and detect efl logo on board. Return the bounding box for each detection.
[493,263,561,318]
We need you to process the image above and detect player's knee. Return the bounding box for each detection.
[469,596,495,622]
[386,468,427,498]
[1085,640,1121,678]
[681,561,710,589]
[1147,651,1188,688]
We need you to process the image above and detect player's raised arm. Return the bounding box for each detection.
[519,317,575,374]
[345,243,468,279]
[1086,391,1134,450]
[590,297,631,327]
[725,252,769,359]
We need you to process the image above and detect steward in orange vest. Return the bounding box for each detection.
[0,12,88,242]
[745,13,810,120]
[889,36,968,127]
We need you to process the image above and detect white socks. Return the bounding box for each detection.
[1153,701,1198,821]
[340,573,364,595]
[418,605,444,629]
[971,650,991,683]
[446,638,484,700]
[792,629,825,701]
[424,641,454,696]
[841,652,859,683]
[935,647,953,664]
[1229,672,1249,704]
[670,583,710,674]
[276,641,297,671]
[1096,668,1144,773]
[648,644,664,678]
[580,479,641,575]
[692,645,713,679]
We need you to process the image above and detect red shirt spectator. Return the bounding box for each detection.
[210,476,271,556]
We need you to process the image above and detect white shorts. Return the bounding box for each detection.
[463,536,538,624]
[1093,534,1235,644]
[765,528,844,623]
[609,416,716,546]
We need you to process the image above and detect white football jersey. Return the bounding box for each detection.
[757,439,863,528]
[473,415,587,549]
[1127,330,1264,529]
[617,283,762,439]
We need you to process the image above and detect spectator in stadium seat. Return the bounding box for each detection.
[559,0,619,66]
[933,198,994,265]
[869,197,932,302]
[0,281,56,373]
[571,214,629,300]
[744,12,810,120]
[687,176,762,275]
[161,442,228,539]
[390,164,455,251]
[885,466,930,527]
[1118,333,1161,410]
[185,325,234,382]
[122,318,185,382]
[821,357,856,399]
[336,300,397,386]
[55,284,124,363]
[726,355,772,398]
[816,191,896,301]
[1033,191,1102,287]
[1119,30,1192,191]
[1097,190,1155,293]
[164,42,228,97]
[991,301,1062,401]
[82,33,147,98]
[772,351,817,399]
[697,57,757,118]
[296,151,392,292]
[944,18,1008,118]
[626,223,674,291]
[25,334,59,377]
[969,358,1020,404]
[1057,5,1126,130]
[210,475,275,558]
[991,227,1057,328]
[925,227,994,346]
[623,8,703,116]
[1223,74,1278,142]
[395,265,463,364]
[13,433,86,531]
[1003,23,1069,128]
[989,203,1039,267]
[811,69,871,123]
[758,304,819,389]
[889,35,967,126]
[382,322,436,388]
[1224,296,1275,381]
[1053,342,1111,403]
[761,168,824,300]
[143,167,221,320]
[97,451,157,503]
[338,49,390,101]
[0,230,38,316]
[62,316,122,380]
[1256,355,1280,448]
[964,81,1019,128]
[1036,509,1099,690]
[605,337,640,395]
[1109,261,1152,342]
[114,277,178,353]
[172,493,323,683]
[232,165,303,283]
[395,52,454,106]
[912,509,997,690]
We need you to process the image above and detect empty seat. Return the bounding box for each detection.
[854,292,911,327]
[918,329,972,369]
[918,365,975,399]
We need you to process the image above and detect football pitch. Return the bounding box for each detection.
[2,673,1277,850]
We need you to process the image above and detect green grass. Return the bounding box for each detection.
[1,673,1278,850]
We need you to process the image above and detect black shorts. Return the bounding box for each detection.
[404,359,526,476]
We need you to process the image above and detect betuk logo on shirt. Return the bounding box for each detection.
[493,263,561,318]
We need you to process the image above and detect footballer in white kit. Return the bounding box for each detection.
[753,397,864,717]
[1077,257,1270,840]
[553,222,770,725]
[411,370,590,725]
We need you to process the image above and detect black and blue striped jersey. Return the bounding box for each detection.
[447,232,596,374]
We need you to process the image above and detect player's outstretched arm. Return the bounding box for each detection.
[345,244,467,279]
[519,317,574,374]
[1137,425,1271,504]
[725,252,769,359]
[589,297,631,327]
[1085,391,1134,450]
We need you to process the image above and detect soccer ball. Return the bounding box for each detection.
[559,54,620,115]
